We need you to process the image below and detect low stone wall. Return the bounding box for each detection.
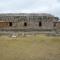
[0,29,60,37]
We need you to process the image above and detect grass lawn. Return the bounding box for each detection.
[0,35,60,60]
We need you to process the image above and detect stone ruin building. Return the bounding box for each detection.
[0,13,60,35]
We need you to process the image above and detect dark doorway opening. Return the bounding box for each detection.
[53,22,56,27]
[39,21,42,27]
[24,22,27,26]
[9,22,12,26]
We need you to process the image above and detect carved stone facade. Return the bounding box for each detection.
[0,13,60,34]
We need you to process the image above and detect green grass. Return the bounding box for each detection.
[0,35,60,60]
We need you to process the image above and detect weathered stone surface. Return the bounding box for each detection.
[0,13,60,35]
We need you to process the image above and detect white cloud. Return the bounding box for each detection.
[0,0,60,17]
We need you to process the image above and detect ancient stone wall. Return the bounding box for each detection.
[0,13,59,33]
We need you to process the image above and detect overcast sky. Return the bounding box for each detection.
[0,0,60,17]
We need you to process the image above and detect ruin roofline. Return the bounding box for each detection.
[0,13,54,17]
